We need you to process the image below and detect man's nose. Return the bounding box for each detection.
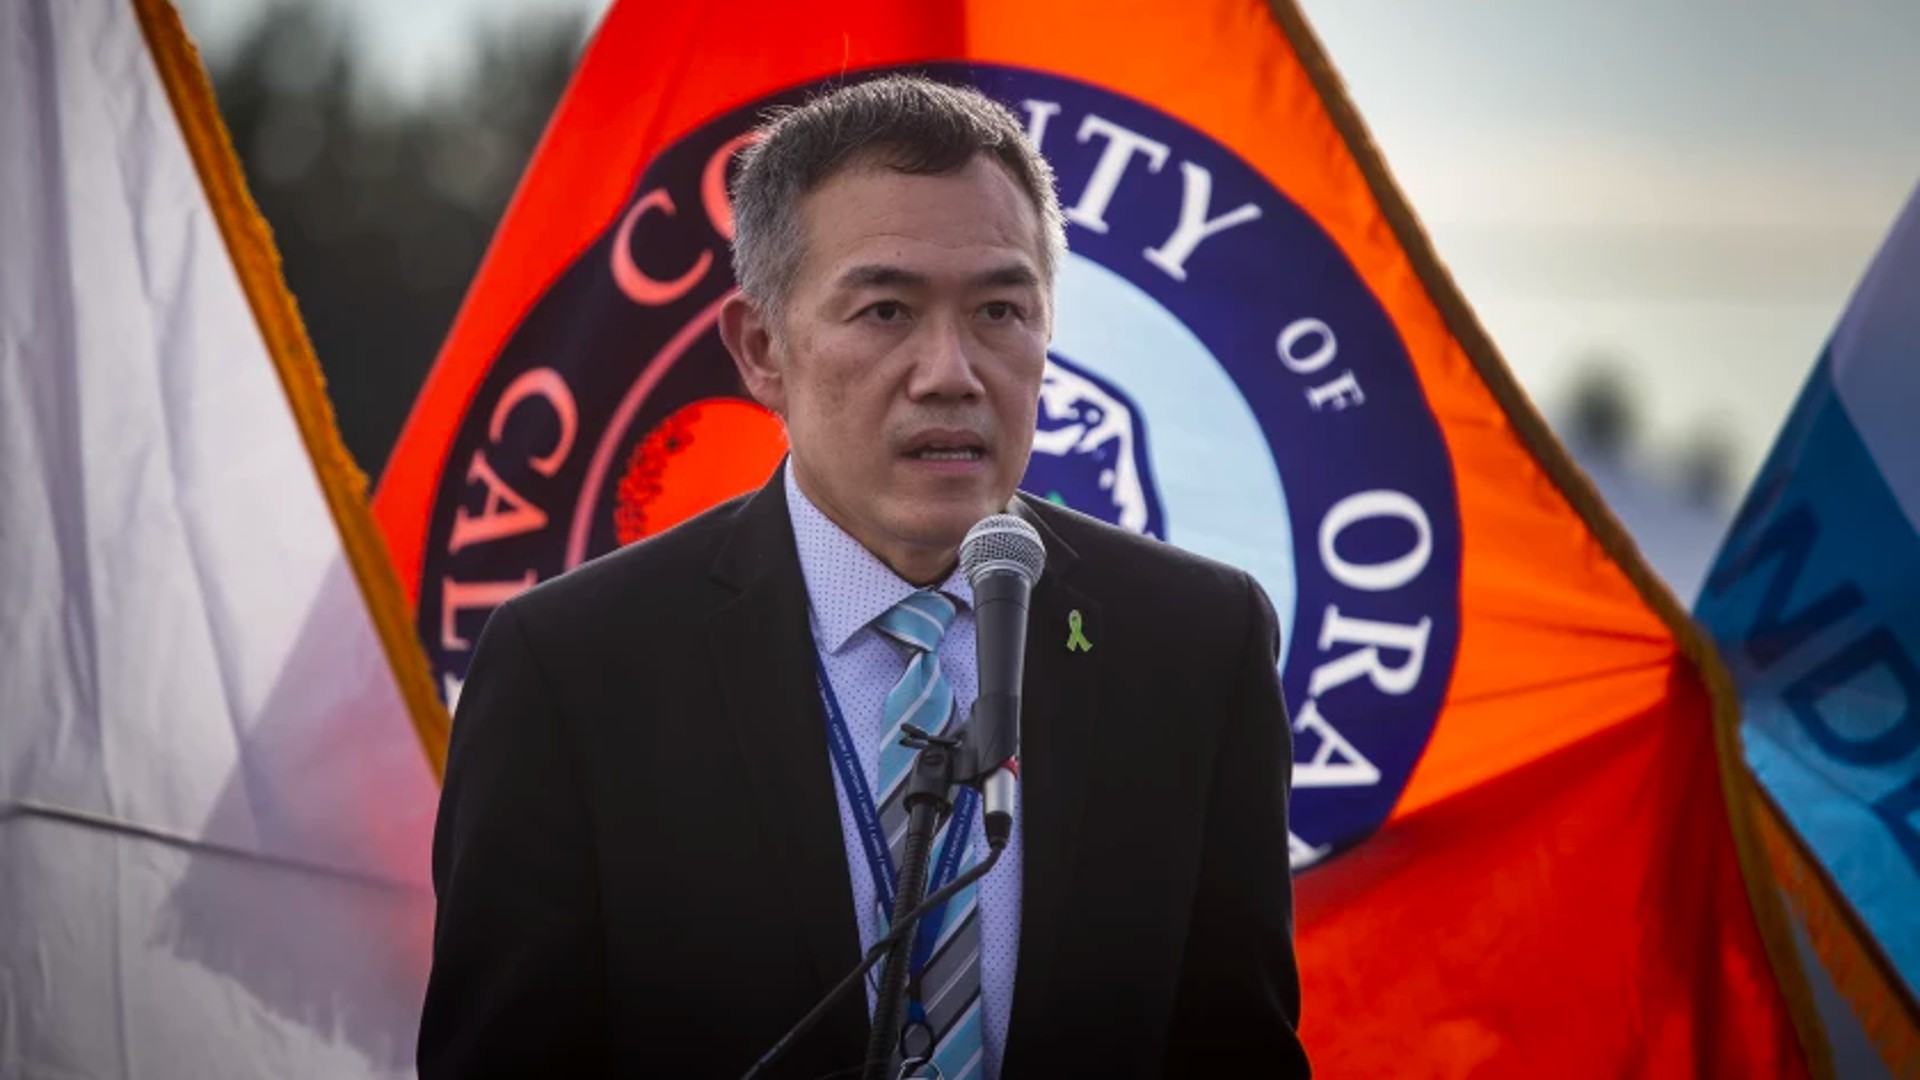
[906,316,986,401]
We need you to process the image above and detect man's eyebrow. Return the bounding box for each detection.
[834,265,928,290]
[974,263,1041,288]
[831,263,1042,290]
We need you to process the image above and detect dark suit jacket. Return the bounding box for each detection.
[419,471,1309,1078]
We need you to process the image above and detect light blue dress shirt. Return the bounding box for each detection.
[785,464,1022,1080]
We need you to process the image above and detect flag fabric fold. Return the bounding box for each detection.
[0,1,444,1075]
[374,0,1826,1073]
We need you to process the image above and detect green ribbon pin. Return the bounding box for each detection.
[1065,609,1092,653]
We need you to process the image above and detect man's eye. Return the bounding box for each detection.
[981,301,1020,322]
[865,301,908,323]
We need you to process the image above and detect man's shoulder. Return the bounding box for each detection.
[1024,494,1256,611]
[504,490,752,633]
[1025,494,1280,680]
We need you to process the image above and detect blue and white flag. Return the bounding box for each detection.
[1697,182,1920,1069]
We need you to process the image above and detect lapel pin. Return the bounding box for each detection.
[1066,609,1093,653]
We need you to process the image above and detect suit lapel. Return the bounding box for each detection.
[1003,499,1101,1070]
[707,472,867,1057]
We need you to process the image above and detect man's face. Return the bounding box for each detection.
[732,155,1051,580]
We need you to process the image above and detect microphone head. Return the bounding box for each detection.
[961,513,1046,589]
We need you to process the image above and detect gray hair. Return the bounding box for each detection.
[729,74,1068,321]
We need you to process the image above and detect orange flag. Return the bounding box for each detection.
[375,2,1827,1072]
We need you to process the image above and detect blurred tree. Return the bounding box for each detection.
[1561,355,1641,466]
[1675,424,1737,510]
[208,3,586,479]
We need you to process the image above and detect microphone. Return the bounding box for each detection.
[959,513,1045,848]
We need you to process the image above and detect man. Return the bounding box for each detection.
[420,75,1309,1078]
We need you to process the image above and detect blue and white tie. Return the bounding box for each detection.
[873,591,984,1080]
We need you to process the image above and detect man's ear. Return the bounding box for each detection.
[719,293,785,415]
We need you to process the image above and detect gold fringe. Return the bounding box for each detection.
[1266,1,1835,1073]
[1754,784,1920,1076]
[130,0,450,777]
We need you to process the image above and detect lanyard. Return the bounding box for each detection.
[815,654,978,980]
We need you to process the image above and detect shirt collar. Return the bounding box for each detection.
[785,461,972,655]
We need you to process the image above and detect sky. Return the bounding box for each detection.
[1300,1,1920,492]
[181,0,1920,495]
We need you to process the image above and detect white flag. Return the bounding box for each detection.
[0,1,445,1076]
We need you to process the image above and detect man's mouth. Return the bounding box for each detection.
[909,446,984,461]
[902,431,988,462]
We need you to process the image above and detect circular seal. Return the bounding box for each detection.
[420,65,1462,864]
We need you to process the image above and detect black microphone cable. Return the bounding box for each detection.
[738,837,1008,1080]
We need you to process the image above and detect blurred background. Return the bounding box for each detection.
[177,0,1920,603]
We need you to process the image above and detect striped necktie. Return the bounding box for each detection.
[872,591,985,1079]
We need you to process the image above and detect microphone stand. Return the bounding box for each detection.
[861,695,1018,1080]
[861,725,960,1079]
[737,714,1012,1080]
